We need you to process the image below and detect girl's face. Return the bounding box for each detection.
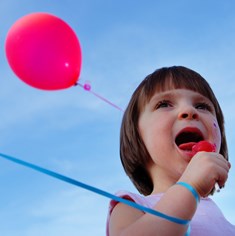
[138,88,221,192]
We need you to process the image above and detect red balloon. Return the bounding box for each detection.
[5,13,82,90]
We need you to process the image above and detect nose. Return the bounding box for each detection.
[178,107,199,120]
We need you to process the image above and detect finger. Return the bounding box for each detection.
[215,165,229,188]
[211,153,230,171]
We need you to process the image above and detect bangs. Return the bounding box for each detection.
[138,66,217,112]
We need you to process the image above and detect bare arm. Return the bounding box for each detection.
[109,152,230,236]
[109,184,196,236]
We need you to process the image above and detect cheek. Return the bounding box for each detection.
[212,120,222,152]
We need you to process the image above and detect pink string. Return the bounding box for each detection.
[75,82,124,112]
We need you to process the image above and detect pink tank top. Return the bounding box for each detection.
[106,191,235,236]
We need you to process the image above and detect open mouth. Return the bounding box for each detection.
[175,128,204,151]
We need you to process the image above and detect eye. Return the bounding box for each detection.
[195,102,213,112]
[155,100,172,109]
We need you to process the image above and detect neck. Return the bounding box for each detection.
[149,166,180,195]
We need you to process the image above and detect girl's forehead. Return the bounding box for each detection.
[153,87,198,96]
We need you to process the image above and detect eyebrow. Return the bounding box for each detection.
[148,90,214,107]
[149,91,175,105]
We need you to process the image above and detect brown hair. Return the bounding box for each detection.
[120,66,228,195]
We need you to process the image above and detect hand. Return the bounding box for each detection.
[179,151,231,197]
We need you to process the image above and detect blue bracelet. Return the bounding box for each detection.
[176,182,200,204]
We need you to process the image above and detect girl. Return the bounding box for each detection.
[107,66,235,235]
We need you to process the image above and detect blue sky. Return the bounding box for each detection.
[0,1,235,235]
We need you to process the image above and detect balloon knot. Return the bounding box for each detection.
[83,83,91,91]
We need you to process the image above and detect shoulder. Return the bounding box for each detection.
[108,191,147,210]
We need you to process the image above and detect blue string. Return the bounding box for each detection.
[185,225,191,236]
[0,152,190,227]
